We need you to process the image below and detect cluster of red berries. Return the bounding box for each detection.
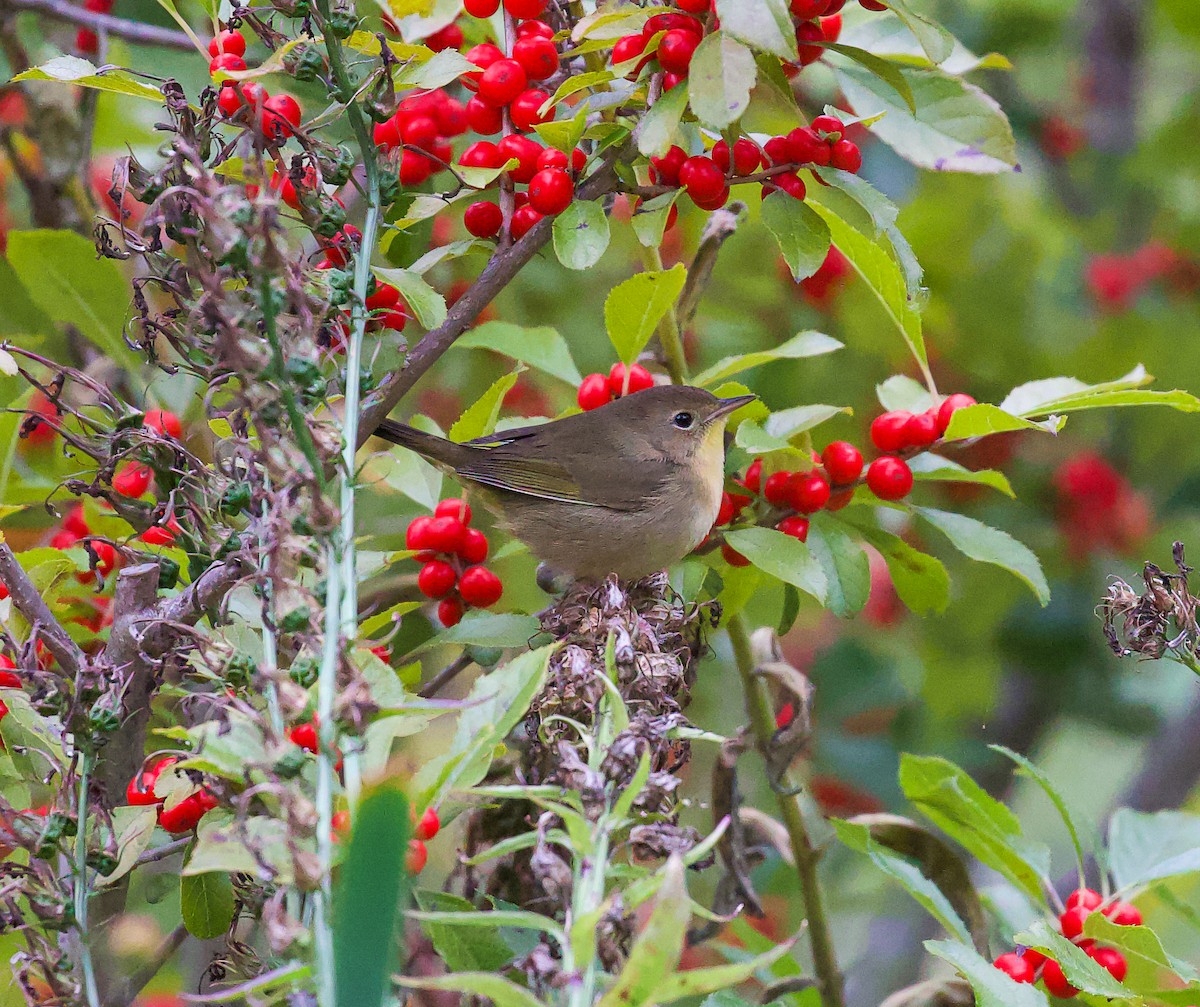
[1053,452,1149,560]
[1085,240,1188,314]
[612,11,707,90]
[577,363,655,411]
[648,114,862,215]
[73,0,113,55]
[710,392,976,565]
[210,29,304,143]
[405,499,502,627]
[126,756,219,833]
[993,888,1140,997]
[332,802,440,870]
[49,504,118,583]
[795,245,852,308]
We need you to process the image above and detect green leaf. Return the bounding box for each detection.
[179,710,269,780]
[1027,388,1200,416]
[545,69,617,111]
[835,63,1017,174]
[398,974,543,1007]
[4,552,75,643]
[7,230,133,364]
[449,370,522,443]
[908,455,1014,498]
[636,82,690,157]
[942,403,1064,441]
[843,521,949,615]
[394,48,477,88]
[416,611,542,651]
[883,0,955,64]
[535,109,587,153]
[990,745,1098,884]
[807,517,870,617]
[824,43,915,111]
[687,31,756,130]
[1013,920,1132,998]
[900,754,1050,903]
[413,892,519,972]
[1082,914,1200,989]
[695,330,842,386]
[99,807,157,886]
[0,258,50,336]
[840,13,1010,74]
[650,935,798,1000]
[835,817,974,946]
[924,940,1049,1007]
[735,404,850,454]
[762,192,832,281]
[12,56,165,101]
[1108,808,1200,890]
[632,191,682,248]
[809,203,926,371]
[335,783,410,1007]
[373,268,447,329]
[597,856,691,1007]
[180,872,236,940]
[914,507,1050,606]
[724,527,827,603]
[456,321,582,386]
[999,364,1152,416]
[876,374,934,413]
[605,264,688,364]
[183,813,292,881]
[553,200,611,271]
[713,0,796,60]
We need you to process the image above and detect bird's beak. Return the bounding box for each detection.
[711,394,757,420]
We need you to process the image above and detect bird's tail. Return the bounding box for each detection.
[371,418,467,469]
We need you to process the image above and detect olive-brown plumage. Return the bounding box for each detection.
[375,386,755,579]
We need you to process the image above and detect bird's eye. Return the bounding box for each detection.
[673,411,695,429]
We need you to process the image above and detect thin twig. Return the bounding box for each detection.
[132,837,190,867]
[114,924,188,1007]
[418,653,473,699]
[0,0,194,49]
[678,202,746,331]
[0,541,87,677]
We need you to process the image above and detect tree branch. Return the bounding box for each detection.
[677,202,746,331]
[0,0,195,50]
[0,540,87,677]
[140,554,250,656]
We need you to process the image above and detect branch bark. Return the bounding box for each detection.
[0,540,87,677]
[0,0,194,49]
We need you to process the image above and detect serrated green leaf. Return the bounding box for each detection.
[632,191,682,248]
[553,200,611,270]
[394,48,476,88]
[908,455,1014,497]
[842,520,949,615]
[824,43,915,111]
[942,403,1064,441]
[914,507,1049,606]
[1000,365,1151,415]
[449,370,522,443]
[456,322,582,386]
[762,192,832,281]
[1108,808,1200,890]
[695,331,842,386]
[687,31,756,130]
[1013,920,1132,998]
[884,0,955,64]
[605,264,688,364]
[1083,914,1200,989]
[808,517,870,617]
[373,268,447,329]
[181,872,236,940]
[713,0,796,60]
[724,527,827,602]
[924,940,1049,1007]
[413,892,520,972]
[13,56,165,101]
[636,82,690,157]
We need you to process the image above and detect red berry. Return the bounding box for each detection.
[406,516,435,552]
[366,282,400,313]
[795,20,825,65]
[437,597,464,627]
[401,113,438,149]
[435,498,472,524]
[332,809,351,838]
[1059,906,1091,939]
[790,471,831,513]
[209,52,246,76]
[657,29,699,74]
[768,171,807,200]
[866,457,913,501]
[435,95,467,136]
[764,471,793,507]
[373,115,402,150]
[510,89,553,132]
[716,492,735,526]
[677,0,710,9]
[860,0,889,9]
[458,528,489,564]
[459,565,503,608]
[678,155,725,204]
[157,789,219,834]
[650,145,687,186]
[465,95,503,135]
[811,114,844,135]
[463,42,504,88]
[1086,946,1127,981]
[578,375,612,412]
[743,459,763,494]
[722,137,762,175]
[477,58,527,107]
[126,756,178,806]
[935,392,976,434]
[790,0,826,16]
[821,441,863,484]
[460,140,503,169]
[607,362,654,397]
[1104,901,1142,926]
[722,544,751,567]
[787,126,827,164]
[497,134,543,182]
[514,35,559,80]
[463,0,499,14]
[405,838,428,872]
[516,19,553,38]
[1022,948,1047,970]
[830,139,862,173]
[870,411,912,452]
[821,13,842,41]
[528,167,573,215]
[993,953,1035,984]
[1066,888,1103,912]
[414,807,440,841]
[612,33,649,76]
[289,721,319,753]
[1040,959,1078,999]
[217,83,245,117]
[142,515,182,546]
[464,201,504,238]
[426,516,466,554]
[510,205,543,239]
[262,94,302,141]
[644,13,703,36]
[425,22,463,52]
[208,29,246,57]
[904,410,940,449]
[775,701,795,728]
[418,560,458,599]
[777,515,810,542]
[113,462,152,498]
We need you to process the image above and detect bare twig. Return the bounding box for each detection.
[0,540,87,677]
[678,203,746,331]
[418,653,473,699]
[0,0,194,50]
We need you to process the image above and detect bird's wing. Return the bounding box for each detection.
[455,450,600,506]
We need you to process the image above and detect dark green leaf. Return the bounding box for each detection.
[694,330,842,386]
[724,527,827,603]
[456,321,583,385]
[808,517,870,617]
[1012,921,1131,998]
[180,872,236,940]
[414,891,517,972]
[924,940,1049,1007]
[762,192,832,281]
[845,521,949,615]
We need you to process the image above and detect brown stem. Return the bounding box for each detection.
[0,541,86,676]
[113,924,188,1007]
[677,202,746,332]
[728,614,844,1007]
[0,0,194,49]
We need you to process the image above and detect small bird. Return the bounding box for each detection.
[374,385,756,580]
